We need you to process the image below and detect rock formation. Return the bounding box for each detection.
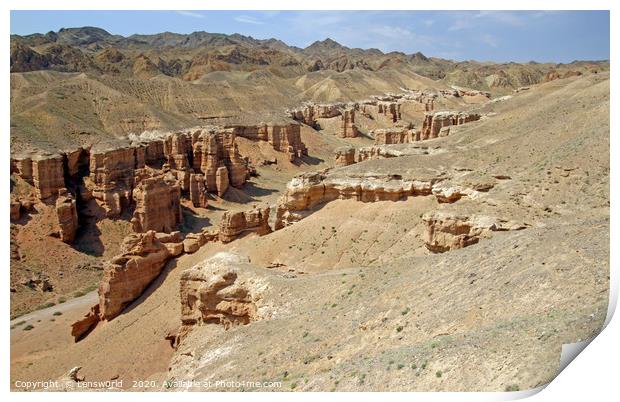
[228,123,308,162]
[421,111,481,140]
[55,188,79,243]
[334,146,356,167]
[11,153,67,201]
[179,253,258,332]
[377,101,402,123]
[131,176,182,233]
[423,211,524,253]
[373,127,419,145]
[10,199,21,221]
[274,172,437,229]
[340,109,359,138]
[98,231,171,320]
[215,166,229,197]
[189,173,208,208]
[70,304,100,342]
[219,206,272,243]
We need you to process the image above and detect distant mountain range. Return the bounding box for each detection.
[11,26,609,90]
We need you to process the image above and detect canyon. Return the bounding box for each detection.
[9,27,610,393]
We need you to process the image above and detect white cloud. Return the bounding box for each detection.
[449,11,524,31]
[234,15,265,25]
[371,26,413,39]
[480,34,499,48]
[175,11,205,19]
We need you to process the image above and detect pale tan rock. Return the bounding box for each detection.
[219,206,271,243]
[165,242,184,257]
[183,238,201,254]
[334,146,356,167]
[179,253,258,330]
[421,111,481,140]
[422,211,526,253]
[215,166,229,197]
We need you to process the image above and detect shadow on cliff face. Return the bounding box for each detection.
[239,181,278,200]
[72,199,106,257]
[294,154,324,166]
[120,258,178,318]
[180,206,212,233]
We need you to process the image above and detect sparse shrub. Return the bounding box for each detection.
[401,308,410,315]
[53,311,62,316]
[396,326,404,332]
[397,364,405,370]
[436,371,442,378]
[23,324,34,331]
[431,342,439,349]
[505,385,520,392]
[411,363,417,369]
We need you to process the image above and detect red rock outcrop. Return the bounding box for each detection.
[340,109,360,138]
[373,127,419,145]
[334,146,356,167]
[421,111,481,140]
[28,154,66,200]
[377,101,402,123]
[179,253,258,332]
[215,166,229,197]
[85,145,138,217]
[131,176,182,233]
[228,123,308,162]
[219,206,272,243]
[55,188,79,243]
[189,173,208,208]
[70,304,100,342]
[98,230,171,320]
[10,198,21,221]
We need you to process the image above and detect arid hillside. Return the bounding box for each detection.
[9,25,609,393]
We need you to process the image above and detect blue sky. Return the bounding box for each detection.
[10,10,610,63]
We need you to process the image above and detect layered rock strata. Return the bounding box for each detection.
[334,146,356,167]
[131,176,183,233]
[98,230,172,320]
[421,111,481,140]
[55,188,79,243]
[373,127,419,145]
[219,206,272,243]
[227,123,308,162]
[340,109,360,138]
[422,211,525,253]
